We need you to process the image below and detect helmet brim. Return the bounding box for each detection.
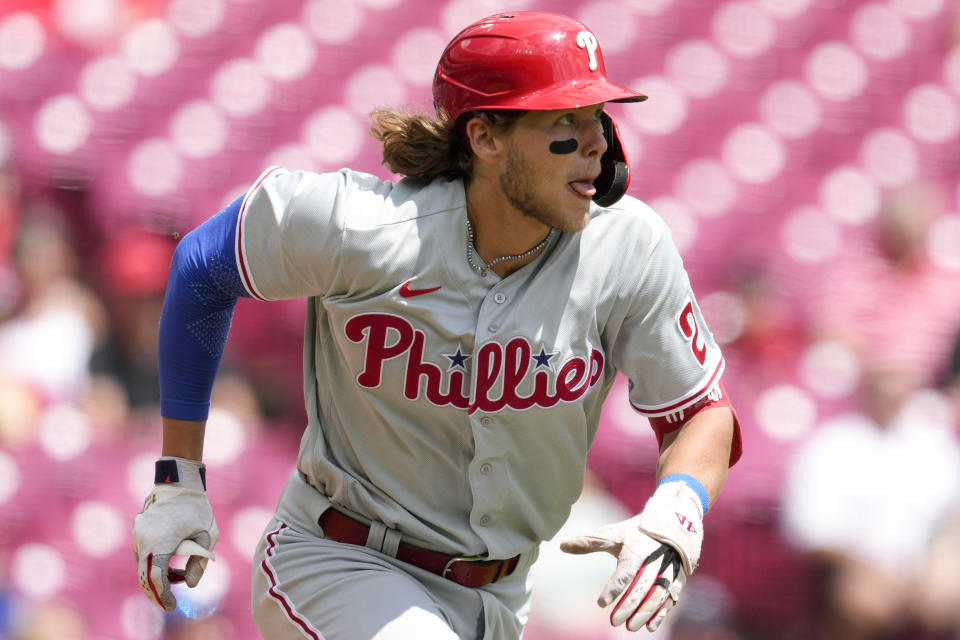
[470,78,647,113]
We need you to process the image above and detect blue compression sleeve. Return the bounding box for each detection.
[158,195,250,420]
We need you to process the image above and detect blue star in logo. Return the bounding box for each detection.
[532,347,556,369]
[444,346,471,370]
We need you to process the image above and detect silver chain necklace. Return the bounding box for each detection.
[465,219,553,277]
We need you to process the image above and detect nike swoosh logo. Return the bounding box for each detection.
[399,280,442,298]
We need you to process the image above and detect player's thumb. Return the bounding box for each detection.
[559,527,620,556]
[184,555,209,588]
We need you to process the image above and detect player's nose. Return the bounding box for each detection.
[581,120,608,159]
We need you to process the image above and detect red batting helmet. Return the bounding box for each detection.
[433,11,647,207]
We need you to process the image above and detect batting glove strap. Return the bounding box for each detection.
[610,541,686,632]
[636,480,705,576]
[154,456,207,491]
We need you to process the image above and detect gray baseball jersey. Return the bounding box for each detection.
[235,165,726,561]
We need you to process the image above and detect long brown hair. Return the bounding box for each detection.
[369,108,524,182]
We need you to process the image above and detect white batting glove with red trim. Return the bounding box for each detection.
[133,457,219,612]
[560,481,704,632]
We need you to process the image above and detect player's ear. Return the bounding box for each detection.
[464,116,503,165]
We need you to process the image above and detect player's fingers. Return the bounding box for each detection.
[597,548,643,607]
[139,553,177,612]
[668,570,686,601]
[134,552,161,607]
[646,597,675,632]
[610,564,657,626]
[648,568,684,631]
[137,551,160,609]
[625,580,668,632]
[183,555,209,588]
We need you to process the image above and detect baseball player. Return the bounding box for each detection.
[133,11,742,639]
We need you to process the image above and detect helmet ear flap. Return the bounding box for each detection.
[593,112,631,208]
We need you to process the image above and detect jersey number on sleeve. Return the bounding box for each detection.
[678,301,707,367]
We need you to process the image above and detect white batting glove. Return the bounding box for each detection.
[133,457,218,612]
[560,481,704,632]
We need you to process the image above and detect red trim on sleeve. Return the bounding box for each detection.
[630,358,724,416]
[235,166,283,301]
[648,380,743,467]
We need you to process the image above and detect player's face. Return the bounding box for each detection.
[499,105,608,233]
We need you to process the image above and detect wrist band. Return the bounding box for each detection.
[658,473,708,514]
[155,458,207,490]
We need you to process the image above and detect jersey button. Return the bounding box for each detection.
[480,463,492,474]
[480,515,491,526]
[488,324,499,332]
[494,293,506,304]
[480,417,493,427]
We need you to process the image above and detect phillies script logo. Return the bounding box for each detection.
[345,313,604,414]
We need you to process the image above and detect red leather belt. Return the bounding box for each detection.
[318,508,519,588]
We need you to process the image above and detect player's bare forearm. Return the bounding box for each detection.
[655,407,734,506]
[161,417,207,461]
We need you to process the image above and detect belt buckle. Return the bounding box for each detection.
[442,555,488,576]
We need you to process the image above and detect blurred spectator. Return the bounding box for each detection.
[0,374,42,449]
[914,514,960,640]
[0,164,21,318]
[0,206,106,405]
[810,180,960,388]
[80,373,131,444]
[942,331,960,409]
[781,361,960,640]
[717,260,809,400]
[911,331,960,639]
[89,228,175,416]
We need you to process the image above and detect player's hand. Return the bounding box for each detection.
[560,481,704,632]
[133,457,219,612]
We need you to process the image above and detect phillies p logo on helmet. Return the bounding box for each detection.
[576,30,599,71]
